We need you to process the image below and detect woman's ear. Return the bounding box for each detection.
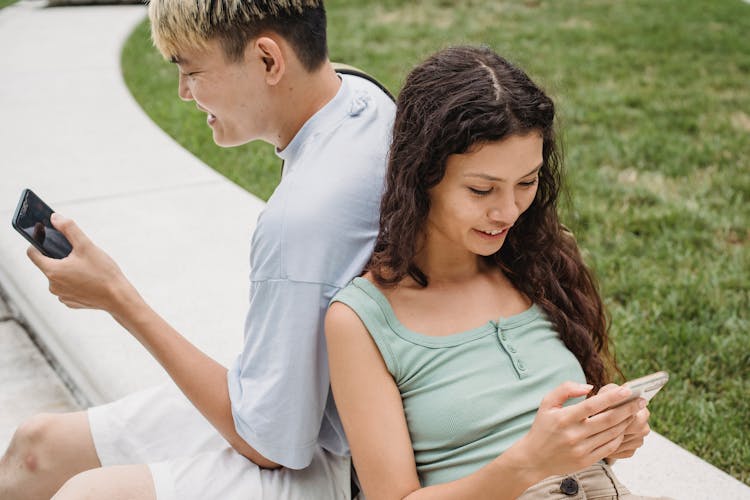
[254,36,285,85]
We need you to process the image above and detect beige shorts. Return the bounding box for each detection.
[88,383,350,500]
[518,463,674,500]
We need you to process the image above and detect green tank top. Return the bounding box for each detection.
[331,277,587,487]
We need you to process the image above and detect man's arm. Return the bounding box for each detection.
[27,214,280,469]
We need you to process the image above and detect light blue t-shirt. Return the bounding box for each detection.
[227,74,395,469]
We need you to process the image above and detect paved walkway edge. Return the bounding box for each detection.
[0,268,93,407]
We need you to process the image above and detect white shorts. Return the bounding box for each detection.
[88,384,351,500]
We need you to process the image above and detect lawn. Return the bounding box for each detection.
[122,0,750,485]
[0,0,18,9]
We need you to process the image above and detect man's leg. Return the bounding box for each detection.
[0,383,238,500]
[0,411,100,500]
[52,464,155,500]
[147,446,351,500]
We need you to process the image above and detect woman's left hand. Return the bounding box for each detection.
[598,384,651,461]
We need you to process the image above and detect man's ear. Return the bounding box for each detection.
[254,36,285,85]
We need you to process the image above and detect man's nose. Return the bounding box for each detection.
[178,73,193,102]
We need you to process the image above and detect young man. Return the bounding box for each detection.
[0,1,394,498]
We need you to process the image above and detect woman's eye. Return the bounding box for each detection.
[519,178,538,188]
[468,187,492,196]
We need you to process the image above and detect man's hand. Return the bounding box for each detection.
[26,213,136,313]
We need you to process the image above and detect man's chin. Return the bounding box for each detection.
[212,133,246,148]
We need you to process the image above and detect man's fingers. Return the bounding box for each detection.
[59,296,86,309]
[50,213,86,248]
[26,245,52,271]
[539,382,594,411]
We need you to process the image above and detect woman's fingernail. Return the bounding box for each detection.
[639,399,647,408]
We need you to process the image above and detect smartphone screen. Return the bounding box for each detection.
[11,189,73,259]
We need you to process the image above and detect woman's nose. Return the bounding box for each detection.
[487,196,519,224]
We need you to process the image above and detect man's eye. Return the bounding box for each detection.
[469,187,492,195]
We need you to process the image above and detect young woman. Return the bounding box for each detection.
[326,46,670,499]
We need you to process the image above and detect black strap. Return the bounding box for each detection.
[280,63,395,175]
[332,62,396,102]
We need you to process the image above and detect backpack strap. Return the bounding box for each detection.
[280,62,395,175]
[331,62,396,102]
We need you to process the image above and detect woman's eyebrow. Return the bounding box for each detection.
[463,164,543,182]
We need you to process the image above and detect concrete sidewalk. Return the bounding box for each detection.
[0,0,263,406]
[0,292,79,448]
[0,1,747,499]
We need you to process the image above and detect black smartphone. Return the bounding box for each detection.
[11,189,73,259]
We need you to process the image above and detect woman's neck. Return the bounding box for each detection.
[413,245,490,286]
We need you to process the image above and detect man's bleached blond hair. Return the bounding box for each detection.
[149,0,327,70]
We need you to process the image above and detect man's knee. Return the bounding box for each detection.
[6,413,61,473]
[0,412,99,500]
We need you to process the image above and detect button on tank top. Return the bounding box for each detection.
[331,277,587,486]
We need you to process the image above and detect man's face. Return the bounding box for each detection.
[172,38,269,147]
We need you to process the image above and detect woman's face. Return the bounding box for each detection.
[426,132,543,259]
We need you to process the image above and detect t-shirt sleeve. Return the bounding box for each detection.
[227,278,336,469]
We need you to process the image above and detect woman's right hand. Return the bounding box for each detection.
[508,381,644,481]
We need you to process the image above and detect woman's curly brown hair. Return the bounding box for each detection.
[368,46,619,390]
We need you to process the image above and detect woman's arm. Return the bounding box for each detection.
[326,302,422,498]
[326,302,644,500]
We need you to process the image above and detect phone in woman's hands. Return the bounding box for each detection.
[609,371,669,409]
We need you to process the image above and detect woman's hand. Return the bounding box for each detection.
[26,213,137,314]
[597,384,651,461]
[506,381,644,482]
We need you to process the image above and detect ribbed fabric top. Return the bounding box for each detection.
[332,277,586,486]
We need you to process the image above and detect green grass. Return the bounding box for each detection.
[122,0,750,485]
[0,0,19,9]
